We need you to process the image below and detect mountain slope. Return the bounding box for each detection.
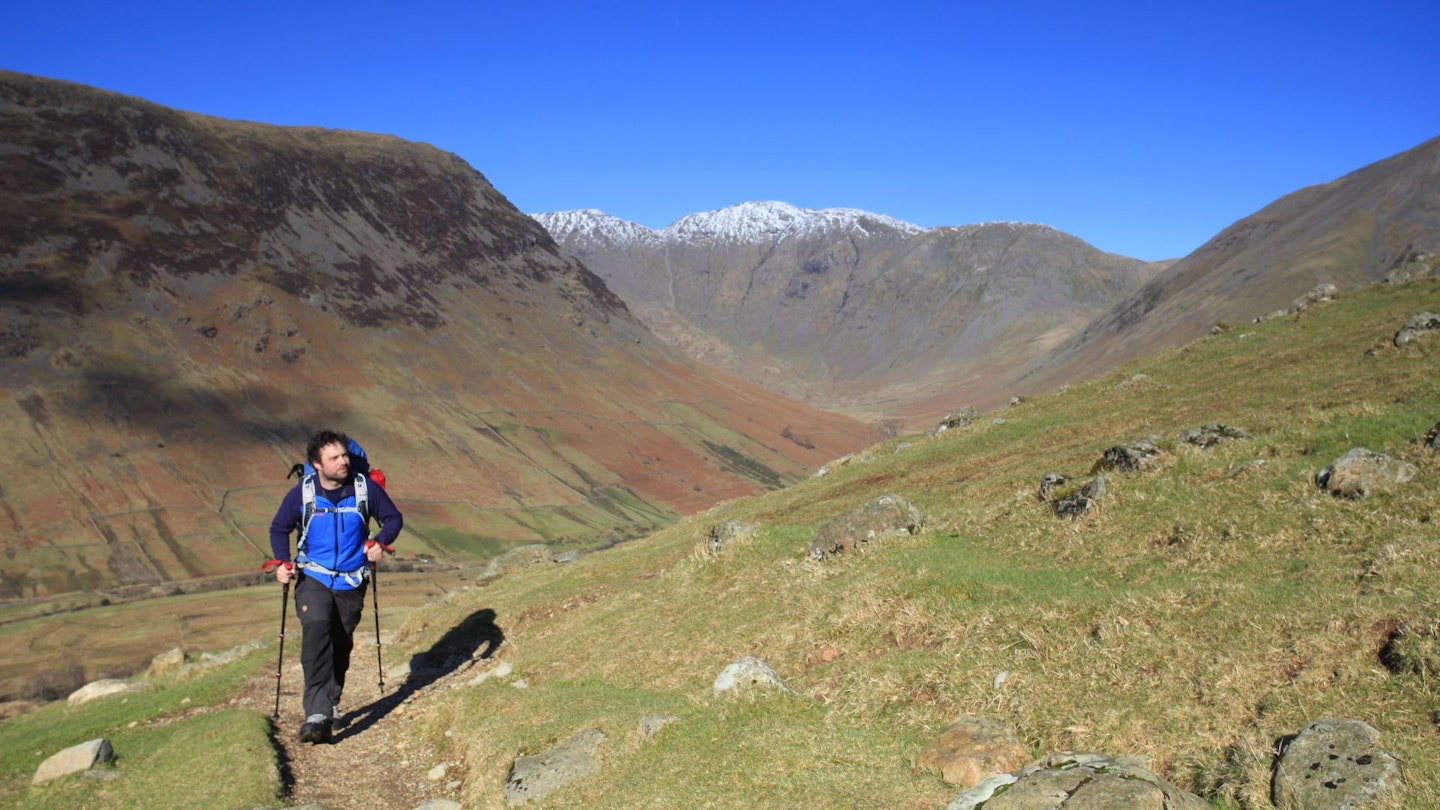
[377,276,1440,809]
[534,203,1166,419]
[1015,134,1440,390]
[0,71,870,600]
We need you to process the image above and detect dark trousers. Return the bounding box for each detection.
[294,574,367,720]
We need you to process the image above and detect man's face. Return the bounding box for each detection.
[315,442,350,484]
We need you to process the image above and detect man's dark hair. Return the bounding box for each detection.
[307,429,351,465]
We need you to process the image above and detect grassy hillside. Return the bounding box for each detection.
[6,276,1438,809]
[393,276,1440,808]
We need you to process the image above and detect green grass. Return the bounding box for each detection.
[0,648,279,810]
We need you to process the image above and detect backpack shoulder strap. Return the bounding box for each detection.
[354,473,370,522]
[298,474,317,554]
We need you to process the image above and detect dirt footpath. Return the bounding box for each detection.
[232,640,467,810]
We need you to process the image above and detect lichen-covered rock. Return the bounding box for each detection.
[712,657,794,697]
[932,406,980,436]
[1316,448,1417,499]
[946,752,1209,810]
[916,715,1031,788]
[1178,423,1249,448]
[1272,719,1400,810]
[1290,283,1338,314]
[808,494,924,560]
[1052,476,1106,520]
[1393,311,1440,346]
[1037,473,1068,501]
[707,520,758,554]
[1095,440,1163,473]
[1383,253,1438,284]
[639,713,680,739]
[503,728,605,806]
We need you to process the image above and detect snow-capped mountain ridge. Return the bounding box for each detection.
[530,209,664,246]
[662,200,928,242]
[532,201,932,247]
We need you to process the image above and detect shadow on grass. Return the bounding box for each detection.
[339,608,505,741]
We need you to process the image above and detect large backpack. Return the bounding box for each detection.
[286,437,390,586]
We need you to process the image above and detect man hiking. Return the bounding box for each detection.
[269,429,403,743]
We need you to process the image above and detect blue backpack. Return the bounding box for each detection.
[287,438,381,589]
[288,437,371,480]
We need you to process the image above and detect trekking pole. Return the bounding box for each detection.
[261,560,293,718]
[366,540,395,694]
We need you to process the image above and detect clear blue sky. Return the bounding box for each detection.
[5,1,1438,260]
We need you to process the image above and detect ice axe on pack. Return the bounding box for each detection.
[366,539,395,693]
[260,559,294,718]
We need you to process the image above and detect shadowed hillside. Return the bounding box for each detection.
[0,71,870,601]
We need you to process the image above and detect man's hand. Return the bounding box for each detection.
[263,559,293,584]
[365,539,392,563]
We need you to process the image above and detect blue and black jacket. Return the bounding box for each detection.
[268,473,402,591]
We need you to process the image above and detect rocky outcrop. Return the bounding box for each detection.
[932,406,980,436]
[1382,252,1438,284]
[808,495,924,560]
[1393,311,1440,346]
[916,716,1031,789]
[145,647,186,678]
[1316,448,1418,499]
[1051,476,1106,520]
[707,520,758,554]
[502,728,605,806]
[1037,473,1068,501]
[946,752,1209,810]
[1178,423,1249,448]
[1289,283,1339,314]
[1094,439,1164,473]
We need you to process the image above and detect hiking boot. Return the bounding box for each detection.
[331,704,347,730]
[298,714,332,744]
